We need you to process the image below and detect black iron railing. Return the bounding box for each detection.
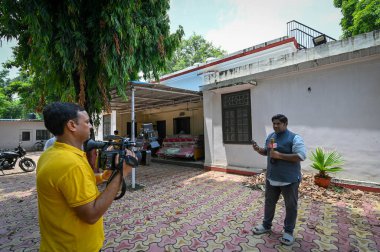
[287,20,336,49]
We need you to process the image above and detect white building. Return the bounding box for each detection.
[0,119,51,150]
[159,30,380,183]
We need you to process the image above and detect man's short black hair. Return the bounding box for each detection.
[43,102,85,136]
[272,114,288,124]
[114,130,119,135]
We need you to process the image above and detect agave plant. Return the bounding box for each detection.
[309,147,344,178]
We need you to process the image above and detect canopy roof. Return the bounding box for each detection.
[110,81,202,113]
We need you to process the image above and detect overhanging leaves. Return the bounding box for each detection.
[0,0,184,125]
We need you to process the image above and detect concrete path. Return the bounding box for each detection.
[0,153,379,251]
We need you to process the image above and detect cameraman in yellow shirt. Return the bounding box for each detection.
[37,102,134,252]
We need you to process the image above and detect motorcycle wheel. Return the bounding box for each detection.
[19,158,36,172]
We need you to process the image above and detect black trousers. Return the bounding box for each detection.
[262,179,300,234]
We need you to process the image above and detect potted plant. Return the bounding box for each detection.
[309,147,344,188]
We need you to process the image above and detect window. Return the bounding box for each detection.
[173,117,190,134]
[222,90,252,144]
[21,131,31,141]
[103,114,111,138]
[36,130,50,140]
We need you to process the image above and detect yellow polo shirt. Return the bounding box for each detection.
[36,142,104,252]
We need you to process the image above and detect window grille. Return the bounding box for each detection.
[22,131,31,141]
[222,90,252,144]
[36,130,50,140]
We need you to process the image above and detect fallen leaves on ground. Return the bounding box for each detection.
[242,172,380,206]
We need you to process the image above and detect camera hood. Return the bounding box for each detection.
[84,139,107,151]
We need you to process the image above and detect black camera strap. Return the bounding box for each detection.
[116,156,128,200]
[106,156,127,200]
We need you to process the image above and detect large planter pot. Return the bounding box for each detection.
[314,175,331,188]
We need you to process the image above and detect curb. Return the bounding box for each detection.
[205,165,380,193]
[204,165,262,176]
[331,178,380,193]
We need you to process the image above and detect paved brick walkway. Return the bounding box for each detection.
[0,158,379,251]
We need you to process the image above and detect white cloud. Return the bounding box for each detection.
[205,0,342,53]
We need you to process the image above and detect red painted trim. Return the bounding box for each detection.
[160,37,299,82]
[332,182,380,193]
[204,165,259,176]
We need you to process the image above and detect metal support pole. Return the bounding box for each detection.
[131,85,136,189]
[131,86,135,142]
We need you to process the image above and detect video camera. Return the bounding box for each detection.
[84,135,142,200]
[84,135,141,170]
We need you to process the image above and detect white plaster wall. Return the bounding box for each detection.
[95,115,103,141]
[0,121,48,150]
[111,110,117,134]
[203,42,298,85]
[162,39,298,91]
[94,115,104,141]
[205,31,380,87]
[203,91,214,165]
[204,57,380,182]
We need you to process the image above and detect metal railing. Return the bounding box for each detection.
[287,20,336,49]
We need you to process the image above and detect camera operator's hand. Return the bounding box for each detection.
[106,145,114,151]
[101,170,112,181]
[95,171,113,184]
[115,150,136,179]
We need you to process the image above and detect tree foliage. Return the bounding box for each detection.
[334,0,380,38]
[162,33,226,75]
[0,0,183,124]
[0,68,33,118]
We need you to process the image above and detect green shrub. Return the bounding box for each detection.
[310,147,344,178]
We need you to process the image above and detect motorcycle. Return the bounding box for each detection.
[0,142,36,174]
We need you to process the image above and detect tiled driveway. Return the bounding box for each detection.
[1,158,379,251]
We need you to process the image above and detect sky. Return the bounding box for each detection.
[0,39,18,78]
[169,0,342,53]
[0,0,343,78]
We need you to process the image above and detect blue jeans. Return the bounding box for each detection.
[262,179,299,234]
